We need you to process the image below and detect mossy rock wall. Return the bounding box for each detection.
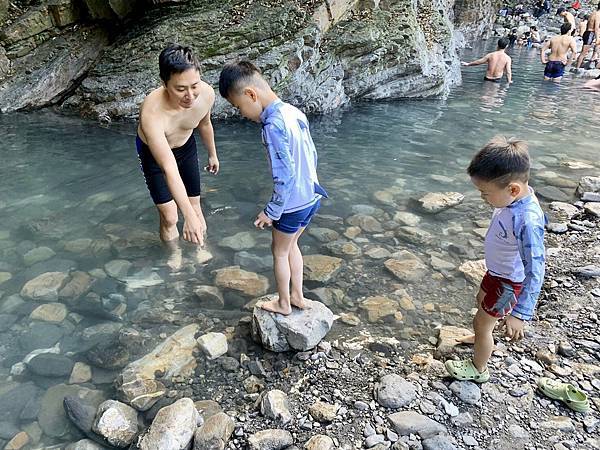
[0,0,498,119]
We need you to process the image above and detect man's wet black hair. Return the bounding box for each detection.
[498,37,510,49]
[560,22,572,34]
[218,61,263,99]
[467,136,530,187]
[557,6,566,14]
[159,44,201,84]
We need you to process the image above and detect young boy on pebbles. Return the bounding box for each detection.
[446,136,546,382]
[218,61,328,315]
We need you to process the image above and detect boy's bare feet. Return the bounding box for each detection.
[259,299,292,315]
[290,295,309,309]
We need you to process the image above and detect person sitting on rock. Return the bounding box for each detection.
[445,137,546,383]
[541,22,578,82]
[218,61,328,315]
[462,37,513,83]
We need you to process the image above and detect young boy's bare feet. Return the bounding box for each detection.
[290,295,309,309]
[259,299,292,315]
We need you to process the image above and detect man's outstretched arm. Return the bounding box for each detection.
[462,54,490,66]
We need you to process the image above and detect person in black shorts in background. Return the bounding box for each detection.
[576,2,600,69]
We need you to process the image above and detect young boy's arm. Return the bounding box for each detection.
[511,216,546,321]
[262,120,295,221]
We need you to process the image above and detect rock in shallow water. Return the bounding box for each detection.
[252,299,334,352]
[20,271,69,301]
[115,324,199,411]
[138,398,198,450]
[303,255,343,282]
[417,192,464,213]
[92,400,138,447]
[384,253,427,282]
[214,266,269,297]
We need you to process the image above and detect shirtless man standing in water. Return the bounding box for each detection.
[462,37,513,83]
[541,23,577,81]
[137,44,219,247]
[576,2,600,69]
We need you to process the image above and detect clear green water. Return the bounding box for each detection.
[0,43,598,445]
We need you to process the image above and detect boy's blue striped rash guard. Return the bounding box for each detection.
[260,99,327,221]
[484,189,547,321]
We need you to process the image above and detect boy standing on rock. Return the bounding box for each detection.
[445,137,546,383]
[218,61,328,315]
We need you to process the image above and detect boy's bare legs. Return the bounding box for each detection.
[289,227,307,309]
[260,228,298,315]
[472,307,498,372]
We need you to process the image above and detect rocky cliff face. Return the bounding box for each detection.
[453,0,501,42]
[0,0,496,121]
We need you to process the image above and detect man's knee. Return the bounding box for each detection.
[159,210,178,228]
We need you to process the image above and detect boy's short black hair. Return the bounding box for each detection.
[560,22,572,34]
[467,136,530,186]
[498,37,510,49]
[556,6,565,14]
[218,61,264,99]
[159,44,201,84]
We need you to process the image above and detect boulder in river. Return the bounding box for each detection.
[252,299,334,352]
[115,324,199,411]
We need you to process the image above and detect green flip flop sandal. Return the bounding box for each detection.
[537,377,590,413]
[445,359,490,383]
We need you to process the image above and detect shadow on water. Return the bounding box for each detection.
[0,40,599,446]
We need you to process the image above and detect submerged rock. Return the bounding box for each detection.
[417,192,464,213]
[20,271,69,301]
[360,296,399,322]
[214,266,269,297]
[252,299,334,352]
[384,252,428,282]
[303,255,343,282]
